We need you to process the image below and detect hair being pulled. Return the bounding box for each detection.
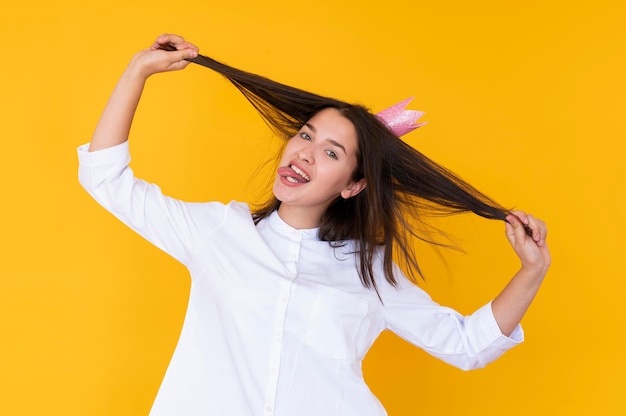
[186,53,510,292]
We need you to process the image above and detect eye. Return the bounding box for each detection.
[300,132,312,141]
[326,150,338,160]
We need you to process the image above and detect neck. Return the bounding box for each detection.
[277,204,323,230]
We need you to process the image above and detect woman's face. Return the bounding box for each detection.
[273,108,366,228]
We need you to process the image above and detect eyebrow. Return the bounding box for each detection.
[304,123,347,155]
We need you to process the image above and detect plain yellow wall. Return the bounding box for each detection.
[1,0,624,414]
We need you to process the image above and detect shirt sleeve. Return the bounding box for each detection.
[77,141,227,266]
[382,272,523,371]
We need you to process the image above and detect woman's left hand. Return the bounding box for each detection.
[505,210,551,275]
[491,210,551,336]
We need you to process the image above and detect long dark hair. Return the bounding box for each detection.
[187,54,509,292]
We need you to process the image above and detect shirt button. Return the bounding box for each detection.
[266,406,273,412]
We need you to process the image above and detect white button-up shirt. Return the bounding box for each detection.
[78,142,523,416]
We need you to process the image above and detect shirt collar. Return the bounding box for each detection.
[269,210,319,240]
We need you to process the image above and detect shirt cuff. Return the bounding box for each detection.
[77,141,130,168]
[470,301,524,351]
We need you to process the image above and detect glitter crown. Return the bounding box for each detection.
[376,97,426,137]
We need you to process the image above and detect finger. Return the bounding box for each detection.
[173,41,200,53]
[150,34,187,52]
[507,210,532,237]
[152,43,198,61]
[155,33,186,47]
[526,215,548,246]
[153,41,198,53]
[526,214,541,243]
[150,36,199,63]
[510,211,548,246]
[509,210,529,226]
[505,213,524,244]
[165,49,199,70]
[177,48,198,60]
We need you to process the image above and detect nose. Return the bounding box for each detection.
[297,146,314,164]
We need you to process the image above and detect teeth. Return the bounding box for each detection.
[286,176,298,183]
[290,165,310,182]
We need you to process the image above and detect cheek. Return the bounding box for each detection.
[324,165,358,190]
[284,138,298,151]
[343,158,361,184]
[278,141,298,162]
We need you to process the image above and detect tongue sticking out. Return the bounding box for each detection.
[278,166,308,183]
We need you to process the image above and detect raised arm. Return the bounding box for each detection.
[491,211,551,336]
[89,34,199,152]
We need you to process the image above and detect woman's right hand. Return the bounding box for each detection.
[130,33,199,79]
[88,34,199,152]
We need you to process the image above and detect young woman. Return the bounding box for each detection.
[78,34,550,416]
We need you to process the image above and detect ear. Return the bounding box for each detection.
[340,178,367,199]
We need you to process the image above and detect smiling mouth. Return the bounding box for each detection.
[289,165,310,182]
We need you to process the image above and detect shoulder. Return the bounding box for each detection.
[225,200,252,215]
[196,200,251,218]
[180,200,253,237]
[223,201,253,223]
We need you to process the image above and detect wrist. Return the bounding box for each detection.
[518,262,549,284]
[126,53,153,82]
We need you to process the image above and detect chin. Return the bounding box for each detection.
[272,184,289,203]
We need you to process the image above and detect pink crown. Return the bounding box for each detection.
[376,97,426,137]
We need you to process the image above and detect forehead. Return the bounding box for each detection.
[307,108,358,150]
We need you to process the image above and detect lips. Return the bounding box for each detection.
[277,164,311,184]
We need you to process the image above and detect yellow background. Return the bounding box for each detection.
[1,1,624,414]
